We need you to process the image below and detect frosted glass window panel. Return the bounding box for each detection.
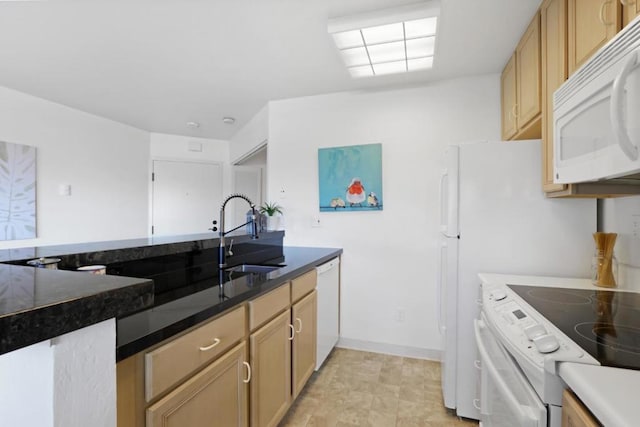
[340,47,370,67]
[408,56,434,71]
[348,65,374,78]
[373,60,407,75]
[362,23,404,45]
[367,41,406,64]
[406,37,435,58]
[405,17,438,38]
[0,141,36,240]
[333,30,364,49]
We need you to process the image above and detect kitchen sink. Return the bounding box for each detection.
[226,264,282,274]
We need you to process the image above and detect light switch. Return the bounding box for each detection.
[58,184,71,196]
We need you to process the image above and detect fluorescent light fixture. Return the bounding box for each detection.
[328,1,439,78]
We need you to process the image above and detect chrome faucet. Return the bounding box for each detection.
[210,193,258,269]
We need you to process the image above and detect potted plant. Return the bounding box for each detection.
[259,202,283,231]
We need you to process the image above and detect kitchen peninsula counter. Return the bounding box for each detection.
[0,232,341,362]
[0,264,152,356]
[116,245,342,360]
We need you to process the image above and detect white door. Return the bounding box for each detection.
[152,160,222,236]
[231,165,263,228]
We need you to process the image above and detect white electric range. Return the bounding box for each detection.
[476,273,640,427]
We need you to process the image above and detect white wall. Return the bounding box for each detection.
[602,196,640,288]
[0,86,150,248]
[229,104,268,164]
[266,75,501,357]
[0,320,116,427]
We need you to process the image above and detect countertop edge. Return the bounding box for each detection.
[558,362,640,427]
[1,277,153,356]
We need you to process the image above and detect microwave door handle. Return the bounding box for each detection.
[611,49,639,161]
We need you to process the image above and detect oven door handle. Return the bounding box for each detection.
[474,319,538,426]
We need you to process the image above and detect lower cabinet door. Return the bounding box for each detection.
[292,290,317,399]
[146,342,248,427]
[250,310,292,427]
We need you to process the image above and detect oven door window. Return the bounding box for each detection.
[475,316,547,427]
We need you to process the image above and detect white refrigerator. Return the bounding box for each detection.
[438,140,596,420]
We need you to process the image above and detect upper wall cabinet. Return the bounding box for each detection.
[501,12,542,141]
[622,0,640,27]
[541,0,568,193]
[501,55,518,140]
[568,0,621,75]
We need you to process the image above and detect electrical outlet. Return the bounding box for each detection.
[633,214,640,239]
[312,216,321,227]
[394,308,406,323]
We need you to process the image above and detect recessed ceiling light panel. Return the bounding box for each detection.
[328,1,440,78]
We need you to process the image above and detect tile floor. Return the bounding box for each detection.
[279,348,479,427]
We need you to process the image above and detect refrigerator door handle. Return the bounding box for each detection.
[437,240,447,335]
[439,168,449,235]
[439,168,458,238]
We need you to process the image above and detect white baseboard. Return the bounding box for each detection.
[336,337,441,361]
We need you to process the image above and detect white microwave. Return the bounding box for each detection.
[554,17,640,184]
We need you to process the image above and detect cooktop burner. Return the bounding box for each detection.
[508,285,640,370]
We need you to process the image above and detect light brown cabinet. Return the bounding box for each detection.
[501,55,518,140]
[541,0,569,193]
[248,271,319,427]
[117,307,248,427]
[292,290,317,399]
[561,389,601,427]
[117,268,321,427]
[501,12,542,141]
[622,0,640,26]
[249,309,293,427]
[146,342,248,427]
[568,0,621,75]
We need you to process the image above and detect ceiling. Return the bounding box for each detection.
[0,0,542,140]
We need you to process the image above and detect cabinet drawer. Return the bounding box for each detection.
[248,283,290,331]
[291,269,317,303]
[145,306,245,401]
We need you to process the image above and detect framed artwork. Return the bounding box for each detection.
[0,141,36,240]
[318,143,383,212]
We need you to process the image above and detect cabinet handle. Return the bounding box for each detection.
[199,338,221,351]
[474,360,482,370]
[295,318,303,333]
[511,104,518,119]
[243,361,251,384]
[600,1,614,25]
[288,324,295,341]
[473,399,481,411]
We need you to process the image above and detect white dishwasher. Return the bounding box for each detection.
[315,257,340,370]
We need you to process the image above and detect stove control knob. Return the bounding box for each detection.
[533,334,560,354]
[524,324,547,341]
[491,289,507,301]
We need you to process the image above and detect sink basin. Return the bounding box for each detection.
[226,264,281,274]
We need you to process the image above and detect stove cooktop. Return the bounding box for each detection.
[508,285,640,370]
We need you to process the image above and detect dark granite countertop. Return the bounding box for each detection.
[0,264,152,355]
[116,246,342,361]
